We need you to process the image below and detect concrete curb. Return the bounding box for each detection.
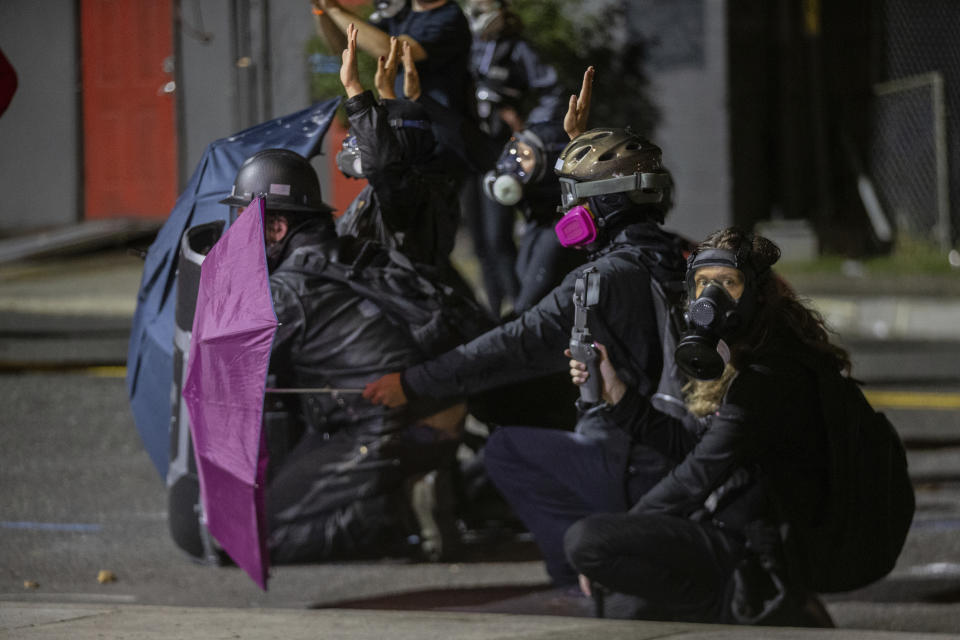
[0,601,949,640]
[812,296,960,342]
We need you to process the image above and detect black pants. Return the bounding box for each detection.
[266,424,457,563]
[460,175,518,315]
[564,512,744,623]
[484,425,673,585]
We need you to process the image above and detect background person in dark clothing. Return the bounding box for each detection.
[564,228,842,626]
[466,0,565,140]
[481,119,585,312]
[461,0,566,316]
[218,148,468,563]
[312,0,473,118]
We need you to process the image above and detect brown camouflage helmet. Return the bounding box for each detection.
[554,128,672,210]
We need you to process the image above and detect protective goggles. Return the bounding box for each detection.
[556,173,672,209]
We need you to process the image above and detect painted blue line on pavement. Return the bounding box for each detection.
[1,521,102,532]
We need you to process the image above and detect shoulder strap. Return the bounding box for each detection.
[649,275,690,420]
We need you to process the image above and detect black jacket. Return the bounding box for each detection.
[402,221,687,402]
[266,223,463,562]
[620,337,830,534]
[336,91,460,270]
[269,223,423,439]
[471,36,565,140]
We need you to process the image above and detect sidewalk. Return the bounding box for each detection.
[0,245,957,358]
[1,601,952,639]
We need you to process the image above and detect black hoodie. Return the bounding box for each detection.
[402,220,688,403]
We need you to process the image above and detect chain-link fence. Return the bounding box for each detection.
[869,0,959,251]
[870,74,948,249]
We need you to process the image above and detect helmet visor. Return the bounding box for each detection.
[557,173,672,209]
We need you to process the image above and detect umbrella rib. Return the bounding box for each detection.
[265,387,364,394]
[196,323,277,343]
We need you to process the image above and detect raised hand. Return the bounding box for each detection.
[374,36,400,99]
[339,23,363,98]
[563,66,594,140]
[401,40,422,101]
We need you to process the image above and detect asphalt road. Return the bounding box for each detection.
[2,338,960,634]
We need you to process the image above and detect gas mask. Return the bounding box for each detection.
[674,249,755,380]
[370,0,406,21]
[336,133,363,179]
[554,204,598,248]
[674,282,742,380]
[482,134,545,207]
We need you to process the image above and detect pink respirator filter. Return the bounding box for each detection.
[554,205,598,247]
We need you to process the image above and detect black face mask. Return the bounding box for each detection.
[674,246,760,381]
[674,282,743,380]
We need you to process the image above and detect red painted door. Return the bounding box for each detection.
[81,0,176,219]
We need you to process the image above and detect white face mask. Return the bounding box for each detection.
[371,0,406,20]
[482,171,523,206]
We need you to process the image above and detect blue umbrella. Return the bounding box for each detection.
[126,98,341,479]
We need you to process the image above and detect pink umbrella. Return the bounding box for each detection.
[182,198,275,590]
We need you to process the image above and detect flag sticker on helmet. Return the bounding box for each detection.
[269,183,291,196]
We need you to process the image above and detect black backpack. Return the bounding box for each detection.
[288,240,497,358]
[790,366,915,593]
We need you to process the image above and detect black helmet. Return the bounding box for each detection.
[220,148,334,214]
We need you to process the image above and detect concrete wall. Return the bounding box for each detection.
[267,3,314,118]
[177,0,316,190]
[629,0,731,243]
[0,1,80,233]
[177,0,234,184]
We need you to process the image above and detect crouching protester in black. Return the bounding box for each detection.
[564,228,848,626]
[364,120,689,580]
[217,148,473,563]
